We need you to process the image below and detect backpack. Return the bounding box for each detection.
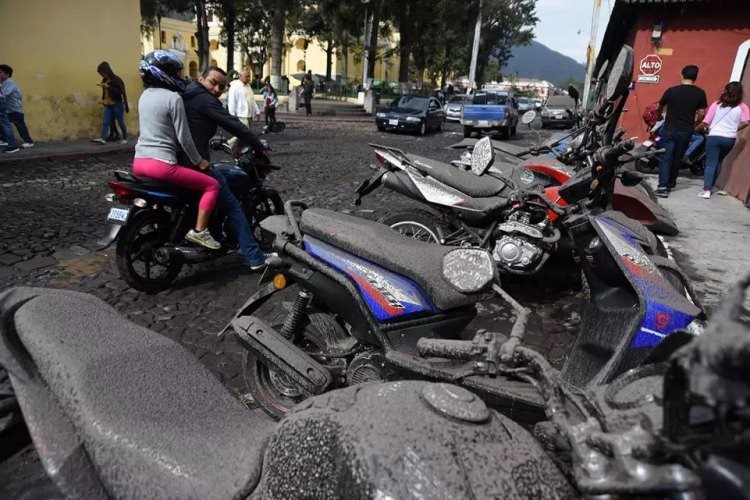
[642,101,661,128]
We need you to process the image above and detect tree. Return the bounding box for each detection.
[140,0,212,71]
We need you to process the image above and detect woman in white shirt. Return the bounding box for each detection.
[697,81,750,198]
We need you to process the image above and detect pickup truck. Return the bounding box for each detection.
[460,90,519,139]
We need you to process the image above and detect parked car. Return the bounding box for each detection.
[443,94,472,122]
[375,95,446,136]
[541,95,577,129]
[460,91,519,139]
[517,97,533,113]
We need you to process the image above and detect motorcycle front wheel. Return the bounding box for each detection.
[115,210,183,293]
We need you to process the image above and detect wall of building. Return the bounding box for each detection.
[620,5,750,140]
[0,0,143,141]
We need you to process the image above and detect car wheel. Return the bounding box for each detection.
[511,125,517,137]
[418,120,426,136]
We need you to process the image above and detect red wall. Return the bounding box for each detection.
[620,6,750,140]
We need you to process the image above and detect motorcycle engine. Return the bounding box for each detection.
[492,212,547,272]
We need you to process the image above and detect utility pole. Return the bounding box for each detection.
[468,0,482,94]
[582,0,602,108]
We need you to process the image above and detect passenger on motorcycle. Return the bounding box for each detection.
[179,66,272,269]
[133,50,222,250]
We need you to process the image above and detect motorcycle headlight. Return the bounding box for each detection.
[519,169,536,185]
[406,116,421,122]
[442,248,496,293]
[376,112,386,118]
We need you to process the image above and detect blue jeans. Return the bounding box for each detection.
[685,133,704,157]
[0,99,17,149]
[657,129,692,190]
[101,103,127,141]
[703,135,735,191]
[209,168,266,266]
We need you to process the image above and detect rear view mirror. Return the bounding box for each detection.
[471,136,494,175]
[521,111,537,125]
[606,46,634,102]
[621,170,643,187]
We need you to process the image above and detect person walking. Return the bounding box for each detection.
[696,81,749,199]
[0,64,34,151]
[301,75,314,117]
[0,87,19,153]
[226,69,260,136]
[654,65,708,197]
[93,61,129,145]
[262,82,278,132]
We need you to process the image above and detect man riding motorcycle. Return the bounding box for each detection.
[178,66,272,270]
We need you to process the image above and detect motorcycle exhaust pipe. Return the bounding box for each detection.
[381,171,427,201]
[232,315,332,395]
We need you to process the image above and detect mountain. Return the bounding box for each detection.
[501,41,586,86]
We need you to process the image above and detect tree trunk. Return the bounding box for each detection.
[325,39,334,81]
[225,2,237,72]
[270,0,285,89]
[195,0,210,73]
[341,45,349,84]
[366,5,381,83]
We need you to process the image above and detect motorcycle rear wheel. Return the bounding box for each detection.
[115,210,183,293]
[380,210,444,244]
[243,307,351,420]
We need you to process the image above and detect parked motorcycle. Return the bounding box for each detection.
[99,140,283,292]
[1,273,739,498]
[634,119,707,176]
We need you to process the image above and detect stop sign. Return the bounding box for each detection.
[640,55,663,76]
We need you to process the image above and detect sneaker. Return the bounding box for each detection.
[118,139,128,145]
[0,141,7,147]
[698,190,711,199]
[667,181,677,190]
[21,142,34,149]
[655,188,669,198]
[716,189,728,196]
[3,147,19,154]
[91,138,107,144]
[186,229,222,250]
[249,252,278,271]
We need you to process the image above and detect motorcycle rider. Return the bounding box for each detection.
[178,66,271,270]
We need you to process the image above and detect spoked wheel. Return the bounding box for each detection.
[380,210,444,244]
[115,210,183,293]
[243,308,351,420]
[245,189,284,251]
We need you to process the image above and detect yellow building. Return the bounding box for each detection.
[0,0,142,141]
[142,16,201,79]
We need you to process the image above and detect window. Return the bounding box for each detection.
[160,31,166,44]
[191,36,196,48]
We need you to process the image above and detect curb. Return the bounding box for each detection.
[0,144,134,165]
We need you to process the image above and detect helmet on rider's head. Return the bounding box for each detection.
[139,50,185,92]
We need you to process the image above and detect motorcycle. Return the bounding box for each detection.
[231,121,703,418]
[98,140,283,292]
[0,272,741,498]
[634,119,707,176]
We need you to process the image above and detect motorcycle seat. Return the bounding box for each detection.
[299,209,486,311]
[407,153,508,198]
[0,287,272,500]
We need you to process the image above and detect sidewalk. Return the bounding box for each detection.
[0,140,133,165]
[645,173,750,311]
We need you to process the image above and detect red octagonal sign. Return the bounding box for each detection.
[640,55,663,76]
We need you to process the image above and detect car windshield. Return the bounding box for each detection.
[449,95,470,104]
[546,96,575,108]
[391,96,428,111]
[472,93,508,105]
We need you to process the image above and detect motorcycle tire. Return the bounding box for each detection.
[245,189,284,251]
[115,210,183,293]
[242,305,351,420]
[380,210,445,245]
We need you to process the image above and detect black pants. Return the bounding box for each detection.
[304,97,312,116]
[265,106,277,130]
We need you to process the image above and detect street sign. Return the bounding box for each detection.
[639,55,663,76]
[638,74,660,84]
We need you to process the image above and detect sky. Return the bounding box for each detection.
[532,0,615,64]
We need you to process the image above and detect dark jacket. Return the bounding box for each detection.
[178,81,265,166]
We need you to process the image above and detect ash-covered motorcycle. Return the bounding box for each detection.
[99,140,283,292]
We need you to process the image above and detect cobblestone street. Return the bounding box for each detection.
[0,120,581,396]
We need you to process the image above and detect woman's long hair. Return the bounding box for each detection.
[719,81,744,108]
[97,61,115,80]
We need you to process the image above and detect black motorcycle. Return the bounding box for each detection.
[99,140,283,292]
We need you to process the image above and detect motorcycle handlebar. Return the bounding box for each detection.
[596,140,635,165]
[417,338,476,360]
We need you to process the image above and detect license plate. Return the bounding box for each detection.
[388,119,399,126]
[107,207,130,224]
[478,120,489,127]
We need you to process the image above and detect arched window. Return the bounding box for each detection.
[189,61,198,78]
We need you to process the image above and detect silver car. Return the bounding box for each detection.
[443,94,472,122]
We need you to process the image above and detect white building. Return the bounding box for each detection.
[484,78,556,99]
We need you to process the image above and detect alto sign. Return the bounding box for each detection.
[638,54,663,84]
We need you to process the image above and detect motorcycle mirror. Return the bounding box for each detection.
[620,170,643,187]
[521,110,537,125]
[606,46,634,102]
[471,136,495,175]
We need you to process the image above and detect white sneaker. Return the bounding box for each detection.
[21,142,34,148]
[119,139,128,144]
[715,189,727,196]
[698,190,711,199]
[0,141,7,147]
[186,229,222,250]
[91,138,107,144]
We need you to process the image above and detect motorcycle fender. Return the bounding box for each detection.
[96,224,122,249]
[217,280,282,336]
[613,181,679,236]
[354,166,389,205]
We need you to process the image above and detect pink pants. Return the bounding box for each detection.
[133,158,219,212]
